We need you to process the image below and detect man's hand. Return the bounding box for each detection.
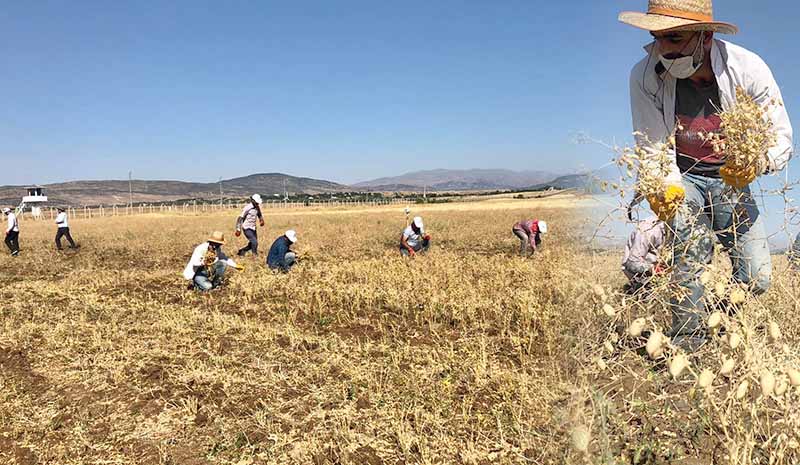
[260,220,265,227]
[408,249,416,257]
[646,185,685,222]
[719,157,767,189]
[235,230,241,237]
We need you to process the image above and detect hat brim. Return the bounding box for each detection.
[208,238,225,245]
[619,11,738,35]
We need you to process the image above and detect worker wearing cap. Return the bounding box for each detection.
[622,216,666,292]
[512,219,547,256]
[3,208,20,256]
[620,0,793,349]
[267,230,298,272]
[400,216,431,257]
[183,231,243,291]
[236,194,265,257]
[54,207,79,250]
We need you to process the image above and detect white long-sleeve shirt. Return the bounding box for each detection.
[55,212,68,228]
[182,242,238,280]
[6,212,19,233]
[630,39,793,185]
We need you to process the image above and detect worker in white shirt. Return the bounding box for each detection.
[620,0,793,350]
[235,194,265,257]
[54,207,79,250]
[183,231,244,291]
[400,216,431,257]
[3,207,20,256]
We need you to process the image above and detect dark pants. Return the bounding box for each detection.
[55,227,77,249]
[400,238,430,256]
[5,231,19,255]
[238,228,258,256]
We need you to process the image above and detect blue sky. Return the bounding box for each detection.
[1,0,797,185]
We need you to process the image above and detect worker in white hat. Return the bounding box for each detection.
[512,218,547,257]
[267,230,298,272]
[183,231,243,291]
[3,207,20,256]
[235,194,265,257]
[400,216,431,257]
[622,216,666,292]
[54,207,79,250]
[620,0,793,349]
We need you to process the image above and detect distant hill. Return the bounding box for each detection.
[0,173,349,207]
[354,169,561,192]
[529,172,609,194]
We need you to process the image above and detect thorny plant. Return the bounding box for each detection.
[569,88,800,464]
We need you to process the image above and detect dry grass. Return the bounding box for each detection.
[0,197,594,465]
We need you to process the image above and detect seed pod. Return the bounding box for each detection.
[609,333,619,344]
[769,322,782,342]
[592,285,606,299]
[775,381,788,396]
[707,312,722,329]
[720,358,736,377]
[628,318,646,338]
[760,371,776,397]
[646,331,664,359]
[787,368,800,387]
[714,282,727,297]
[697,369,715,388]
[736,380,750,400]
[596,358,607,371]
[602,304,616,318]
[728,333,742,350]
[604,341,615,354]
[571,425,590,452]
[700,271,713,285]
[669,354,689,379]
[730,288,746,305]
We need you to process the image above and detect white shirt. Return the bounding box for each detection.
[6,212,19,233]
[402,225,424,248]
[630,39,793,185]
[182,242,238,280]
[239,203,261,230]
[56,212,68,228]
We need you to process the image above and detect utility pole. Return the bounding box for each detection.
[128,171,133,208]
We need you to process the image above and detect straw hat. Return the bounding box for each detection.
[619,0,738,34]
[207,231,226,245]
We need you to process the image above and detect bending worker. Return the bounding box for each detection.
[267,230,298,273]
[236,194,265,257]
[3,207,20,256]
[620,0,793,349]
[622,216,665,292]
[183,231,243,291]
[400,216,430,257]
[512,218,547,256]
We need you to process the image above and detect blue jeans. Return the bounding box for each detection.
[193,261,228,291]
[238,228,258,256]
[669,173,771,336]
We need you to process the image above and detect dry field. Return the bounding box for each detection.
[5,193,800,464]
[1,196,600,465]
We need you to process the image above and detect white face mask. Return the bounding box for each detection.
[658,33,704,79]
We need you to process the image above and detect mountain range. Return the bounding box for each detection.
[0,169,610,207]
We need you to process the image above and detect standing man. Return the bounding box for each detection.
[236,194,265,257]
[400,216,431,257]
[267,230,298,273]
[512,219,548,257]
[55,207,79,250]
[621,0,793,348]
[183,231,243,291]
[3,208,20,256]
[622,216,666,292]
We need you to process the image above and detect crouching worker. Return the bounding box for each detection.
[183,231,243,291]
[622,216,666,293]
[512,219,547,256]
[267,230,298,273]
[400,216,430,257]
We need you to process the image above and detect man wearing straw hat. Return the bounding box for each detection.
[235,194,265,257]
[183,231,244,291]
[3,207,20,256]
[621,0,793,349]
